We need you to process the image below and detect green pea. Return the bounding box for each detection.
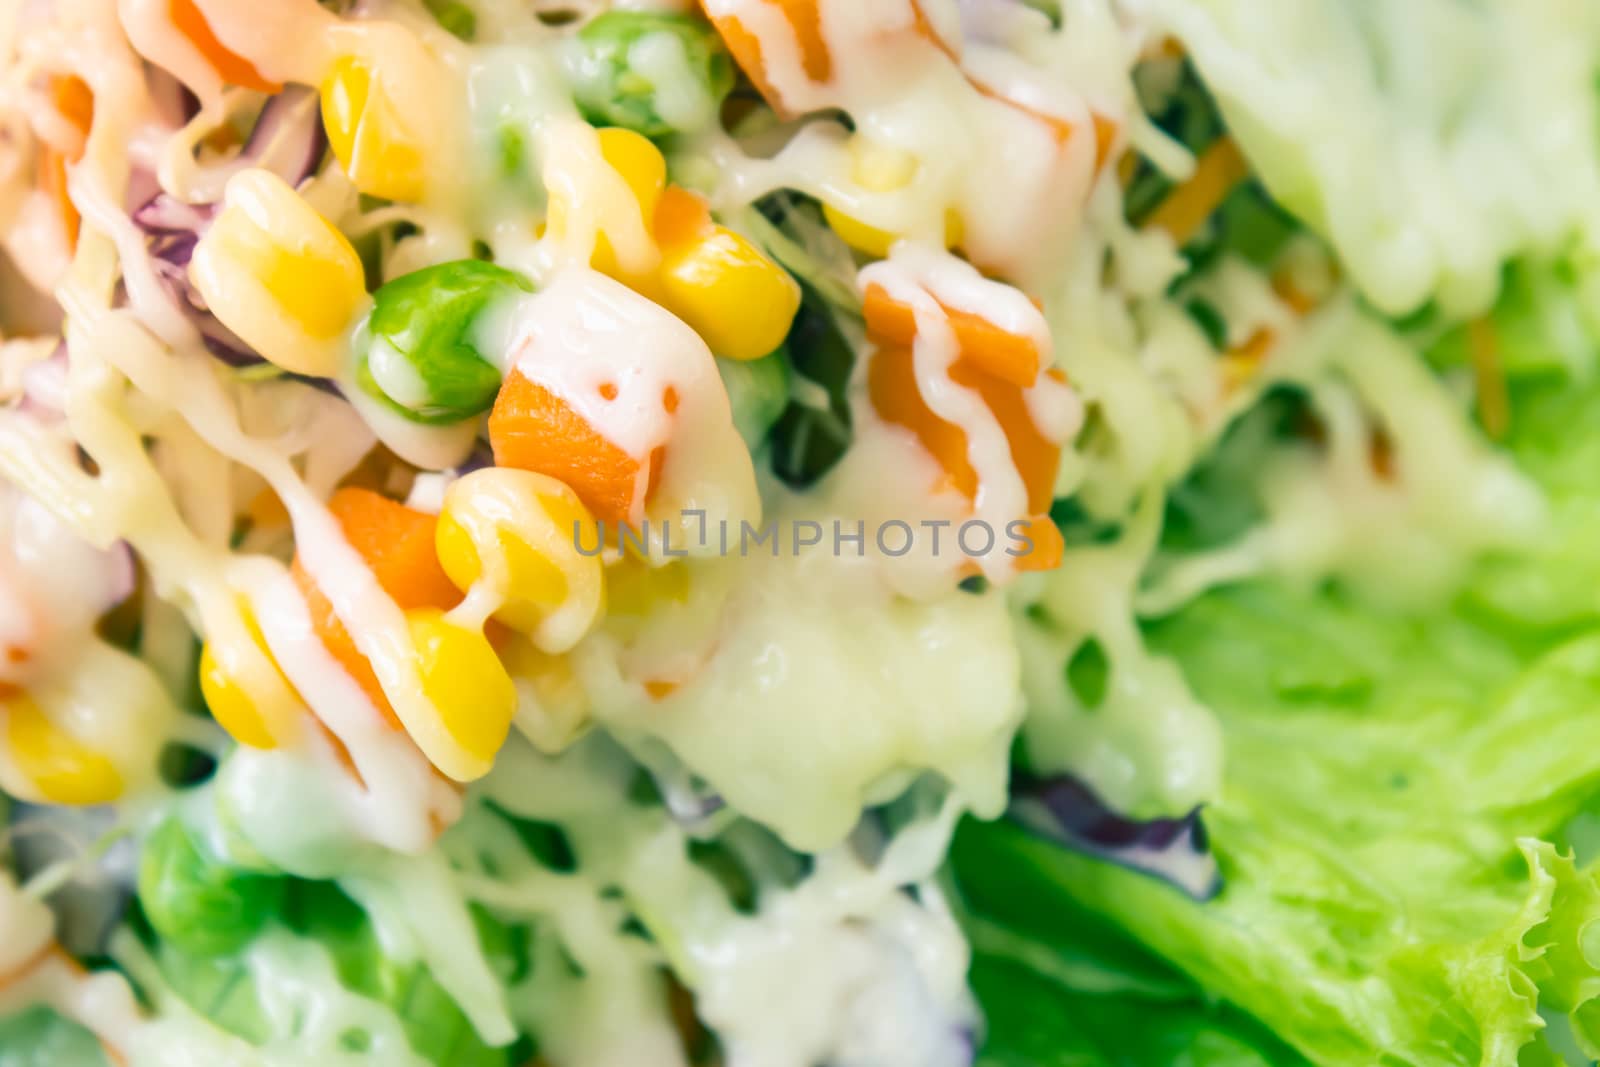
[566,12,735,139]
[718,347,792,450]
[356,260,533,425]
[0,1007,109,1067]
[138,815,285,957]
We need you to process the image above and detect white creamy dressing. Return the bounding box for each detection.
[696,0,1124,276]
[577,539,1022,850]
[475,737,981,1067]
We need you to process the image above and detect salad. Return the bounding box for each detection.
[2,0,1600,1064]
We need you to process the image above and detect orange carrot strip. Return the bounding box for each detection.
[40,75,93,253]
[966,77,1118,173]
[702,0,831,115]
[1144,136,1249,247]
[1013,515,1065,573]
[169,0,281,92]
[868,345,1060,516]
[489,367,654,526]
[50,76,93,150]
[39,150,79,252]
[292,488,461,729]
[862,282,1042,388]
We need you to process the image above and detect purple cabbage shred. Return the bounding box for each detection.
[1009,774,1221,900]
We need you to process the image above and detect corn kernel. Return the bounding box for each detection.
[821,137,961,258]
[321,56,428,202]
[821,204,899,259]
[656,225,801,360]
[190,169,368,377]
[406,608,516,770]
[436,469,605,653]
[199,606,302,750]
[546,126,666,279]
[3,693,121,805]
[597,127,667,228]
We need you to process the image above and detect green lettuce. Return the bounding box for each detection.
[956,260,1600,1063]
[960,572,1600,1065]
[1163,0,1600,318]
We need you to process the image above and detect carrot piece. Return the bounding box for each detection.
[39,75,93,253]
[870,344,978,498]
[653,185,716,249]
[1144,136,1249,247]
[950,357,1059,515]
[908,0,958,60]
[868,345,1060,516]
[489,367,653,526]
[862,282,1042,388]
[967,77,1118,173]
[703,0,832,113]
[1012,515,1065,573]
[292,488,460,728]
[38,150,79,252]
[50,76,94,149]
[168,0,281,92]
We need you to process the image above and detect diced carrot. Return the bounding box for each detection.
[643,679,680,700]
[39,150,78,252]
[868,344,1060,516]
[1144,136,1249,247]
[862,282,1042,388]
[489,367,654,526]
[967,77,1118,173]
[703,0,832,114]
[908,0,958,61]
[292,487,461,728]
[653,185,715,249]
[168,0,281,92]
[1012,515,1064,573]
[950,357,1058,515]
[50,76,94,149]
[870,344,978,498]
[40,75,93,253]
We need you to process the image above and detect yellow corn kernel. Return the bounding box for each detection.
[822,137,963,258]
[656,225,801,360]
[597,127,667,228]
[190,169,367,377]
[821,204,898,259]
[546,127,666,279]
[406,608,516,773]
[321,56,428,202]
[3,693,122,805]
[823,137,918,258]
[436,469,605,653]
[199,606,302,750]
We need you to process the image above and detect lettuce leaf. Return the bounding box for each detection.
[961,571,1600,1066]
[1163,0,1600,317]
[953,817,1308,1067]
